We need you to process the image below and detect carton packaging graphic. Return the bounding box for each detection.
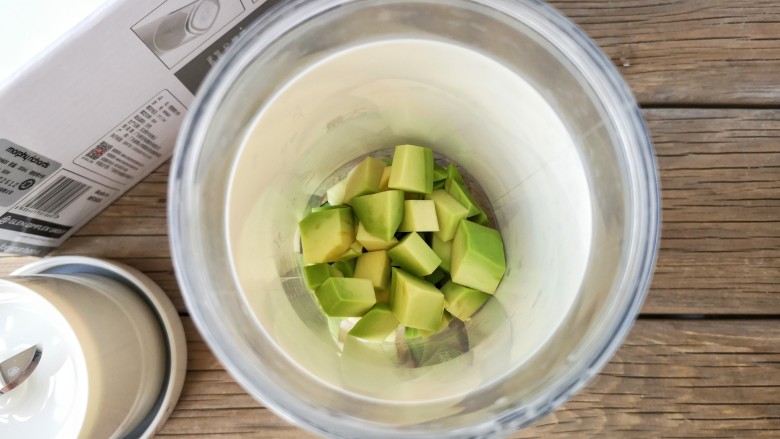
[0,0,275,255]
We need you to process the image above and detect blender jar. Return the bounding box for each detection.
[169,0,659,437]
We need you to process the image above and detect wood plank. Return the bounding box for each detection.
[644,108,780,314]
[549,0,780,105]
[157,318,780,437]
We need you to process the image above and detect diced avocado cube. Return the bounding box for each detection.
[352,190,404,242]
[303,263,343,290]
[433,163,448,182]
[299,207,355,263]
[354,250,391,291]
[348,304,399,341]
[343,156,386,203]
[337,248,360,261]
[426,190,469,242]
[445,163,466,185]
[445,176,482,217]
[316,277,376,317]
[424,267,447,286]
[336,240,364,261]
[398,200,439,232]
[388,145,434,194]
[390,268,445,331]
[451,220,506,294]
[431,234,453,272]
[379,166,392,191]
[471,210,490,226]
[418,310,453,337]
[387,232,442,276]
[332,258,356,278]
[356,222,398,251]
[326,179,347,206]
[441,280,491,321]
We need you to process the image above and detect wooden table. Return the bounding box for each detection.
[4,1,779,437]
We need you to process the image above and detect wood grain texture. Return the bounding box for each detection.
[549,0,780,105]
[645,108,780,314]
[157,318,780,438]
[31,109,772,315]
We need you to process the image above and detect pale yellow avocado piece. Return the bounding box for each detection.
[451,220,506,294]
[343,156,386,203]
[379,166,392,191]
[356,222,399,251]
[441,280,490,321]
[431,234,453,272]
[337,240,364,261]
[352,190,404,241]
[398,200,439,232]
[388,145,434,194]
[299,207,355,263]
[315,277,376,317]
[326,179,347,206]
[348,304,399,341]
[354,250,391,291]
[390,268,445,331]
[387,232,441,277]
[426,189,469,241]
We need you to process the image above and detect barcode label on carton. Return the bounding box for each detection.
[20,175,92,217]
[10,170,118,229]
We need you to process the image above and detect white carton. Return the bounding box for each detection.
[0,0,274,255]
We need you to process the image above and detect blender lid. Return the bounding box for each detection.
[0,279,90,438]
[5,256,188,439]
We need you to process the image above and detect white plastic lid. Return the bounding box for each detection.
[0,282,89,438]
[9,256,188,439]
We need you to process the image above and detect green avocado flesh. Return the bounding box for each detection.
[441,280,491,321]
[388,144,434,194]
[343,156,387,203]
[451,220,506,294]
[445,164,482,217]
[315,277,376,317]
[299,207,355,263]
[424,267,447,286]
[398,200,439,232]
[431,234,453,273]
[426,189,469,242]
[387,232,442,277]
[354,250,391,291]
[348,304,399,341]
[303,263,343,290]
[332,258,356,278]
[433,163,448,182]
[351,190,404,242]
[390,268,445,331]
[299,145,507,343]
[356,222,398,251]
